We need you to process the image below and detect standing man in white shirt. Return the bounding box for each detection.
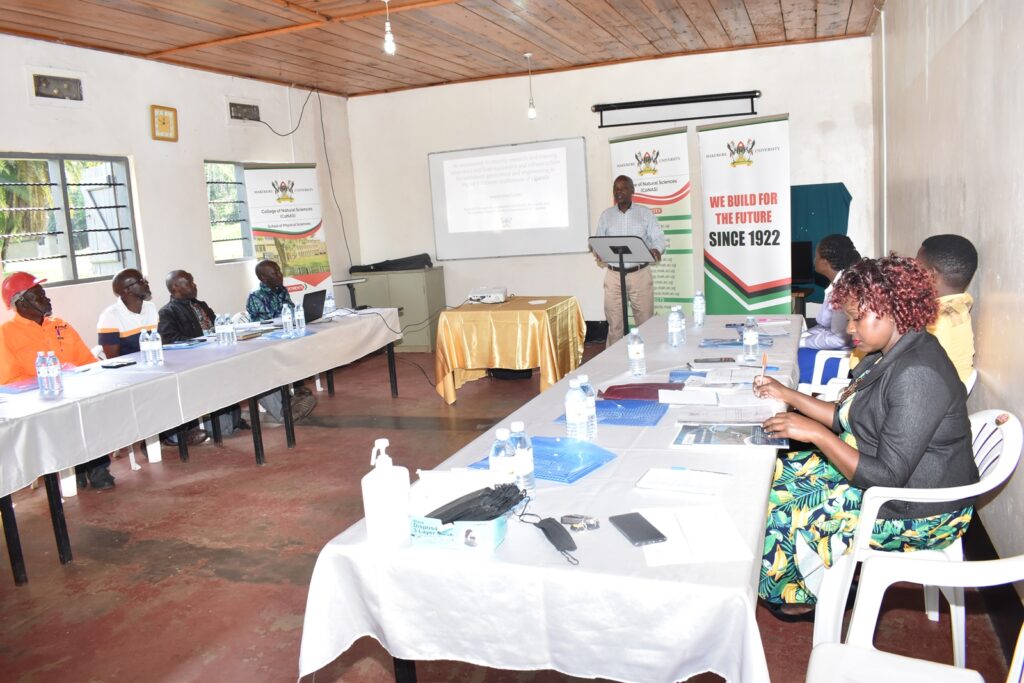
[595,175,666,344]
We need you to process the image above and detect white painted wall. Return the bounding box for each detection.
[0,34,358,336]
[348,38,875,319]
[878,0,1024,590]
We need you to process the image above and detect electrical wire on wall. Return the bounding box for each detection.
[255,87,355,270]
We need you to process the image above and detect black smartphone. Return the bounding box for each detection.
[608,512,667,546]
[101,360,137,369]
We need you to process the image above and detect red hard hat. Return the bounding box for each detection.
[2,272,47,309]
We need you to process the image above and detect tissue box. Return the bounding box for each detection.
[409,514,507,552]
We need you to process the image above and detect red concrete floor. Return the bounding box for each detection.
[0,346,1011,682]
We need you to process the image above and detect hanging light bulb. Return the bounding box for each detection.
[524,52,537,120]
[382,0,396,56]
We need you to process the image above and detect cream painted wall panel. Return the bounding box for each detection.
[348,39,874,319]
[881,0,1024,595]
[0,34,357,336]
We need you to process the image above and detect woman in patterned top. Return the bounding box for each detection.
[752,255,979,619]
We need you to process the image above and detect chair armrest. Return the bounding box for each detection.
[850,484,979,553]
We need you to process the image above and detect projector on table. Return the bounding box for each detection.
[468,286,508,304]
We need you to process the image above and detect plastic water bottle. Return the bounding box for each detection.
[226,316,237,345]
[35,351,50,396]
[360,438,411,547]
[138,329,151,366]
[742,315,760,362]
[564,378,589,440]
[151,330,164,365]
[508,421,536,498]
[668,305,685,348]
[627,327,646,376]
[324,289,336,315]
[282,304,294,338]
[215,315,229,346]
[577,374,598,441]
[46,351,63,397]
[488,427,516,484]
[693,290,706,328]
[294,303,306,336]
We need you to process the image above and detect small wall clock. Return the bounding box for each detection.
[151,105,178,142]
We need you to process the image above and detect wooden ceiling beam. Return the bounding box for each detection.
[145,0,462,59]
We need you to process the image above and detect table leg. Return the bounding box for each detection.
[210,411,223,444]
[392,658,416,683]
[43,473,72,565]
[248,397,265,466]
[281,386,296,449]
[177,426,189,463]
[326,368,335,397]
[387,342,398,397]
[1,494,28,585]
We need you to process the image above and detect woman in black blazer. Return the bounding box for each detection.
[753,255,979,619]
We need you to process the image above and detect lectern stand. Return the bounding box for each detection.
[589,235,656,337]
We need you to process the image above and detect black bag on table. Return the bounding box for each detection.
[349,253,433,273]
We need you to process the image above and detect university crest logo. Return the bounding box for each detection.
[272,180,296,203]
[634,149,659,176]
[726,139,755,167]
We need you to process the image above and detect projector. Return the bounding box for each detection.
[468,286,508,304]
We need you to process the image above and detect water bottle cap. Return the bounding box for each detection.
[46,350,55,356]
[577,374,588,383]
[510,421,525,432]
[695,290,703,295]
[569,378,580,388]
[496,427,510,440]
[37,351,45,357]
[630,327,639,334]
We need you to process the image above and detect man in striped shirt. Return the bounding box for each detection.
[595,175,666,344]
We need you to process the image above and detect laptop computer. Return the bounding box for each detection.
[301,289,327,323]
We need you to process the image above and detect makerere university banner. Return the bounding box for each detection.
[696,115,791,313]
[609,127,693,317]
[244,163,331,302]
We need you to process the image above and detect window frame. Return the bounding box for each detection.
[205,160,253,263]
[0,151,140,287]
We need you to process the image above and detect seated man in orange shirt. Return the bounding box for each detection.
[0,272,113,489]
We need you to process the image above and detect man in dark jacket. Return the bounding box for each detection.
[158,269,314,424]
[157,270,216,342]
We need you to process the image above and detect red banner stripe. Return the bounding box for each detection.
[634,182,691,205]
[705,250,792,293]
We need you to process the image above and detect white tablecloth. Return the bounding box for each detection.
[0,308,401,498]
[298,315,803,682]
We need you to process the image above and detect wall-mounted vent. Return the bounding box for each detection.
[33,74,83,101]
[229,102,260,121]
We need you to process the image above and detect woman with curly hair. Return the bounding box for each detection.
[753,255,979,619]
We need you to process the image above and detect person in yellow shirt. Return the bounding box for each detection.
[0,272,112,488]
[916,234,978,385]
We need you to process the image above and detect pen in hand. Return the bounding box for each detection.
[760,352,767,382]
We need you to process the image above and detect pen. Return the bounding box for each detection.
[760,352,767,382]
[671,465,731,476]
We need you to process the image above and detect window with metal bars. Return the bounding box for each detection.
[1,154,139,285]
[205,161,252,262]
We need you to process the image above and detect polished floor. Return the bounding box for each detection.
[0,347,1011,682]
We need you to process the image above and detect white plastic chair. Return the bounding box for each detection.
[798,349,852,396]
[812,409,1024,667]
[807,553,1024,682]
[964,368,978,397]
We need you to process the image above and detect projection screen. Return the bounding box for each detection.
[428,137,590,260]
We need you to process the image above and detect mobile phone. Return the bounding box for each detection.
[101,360,137,369]
[608,512,667,546]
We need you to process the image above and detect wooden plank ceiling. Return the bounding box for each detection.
[0,0,883,97]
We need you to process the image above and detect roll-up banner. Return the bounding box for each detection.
[609,128,693,317]
[243,163,331,303]
[696,115,791,313]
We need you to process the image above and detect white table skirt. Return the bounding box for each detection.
[0,308,400,497]
[298,315,803,682]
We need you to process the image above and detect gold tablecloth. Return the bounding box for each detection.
[434,296,586,404]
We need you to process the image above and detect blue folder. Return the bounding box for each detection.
[469,436,617,484]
